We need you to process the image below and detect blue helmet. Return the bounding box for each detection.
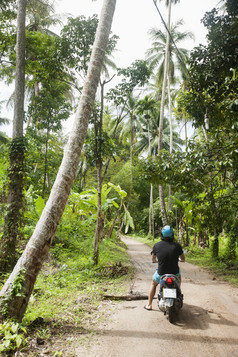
[161,225,174,239]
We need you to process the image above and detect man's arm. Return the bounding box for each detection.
[152,253,158,263]
[179,253,185,262]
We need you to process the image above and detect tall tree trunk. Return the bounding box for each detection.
[93,80,105,265]
[184,113,188,150]
[159,185,167,226]
[227,212,238,261]
[130,114,135,197]
[149,184,155,238]
[94,160,103,265]
[182,83,188,150]
[168,71,173,211]
[202,126,219,257]
[148,186,152,235]
[0,0,27,273]
[211,178,219,258]
[42,126,50,199]
[157,0,171,226]
[107,202,123,239]
[158,0,171,152]
[146,115,154,237]
[120,113,134,234]
[0,0,117,322]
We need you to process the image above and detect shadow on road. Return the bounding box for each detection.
[175,303,237,330]
[96,327,238,346]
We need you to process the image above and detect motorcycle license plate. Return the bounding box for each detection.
[163,288,177,298]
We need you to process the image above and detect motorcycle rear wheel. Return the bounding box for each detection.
[168,306,176,324]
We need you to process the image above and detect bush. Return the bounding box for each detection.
[0,320,27,354]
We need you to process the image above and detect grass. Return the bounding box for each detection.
[15,233,134,356]
[0,229,134,356]
[185,246,238,286]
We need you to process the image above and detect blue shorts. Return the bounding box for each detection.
[153,269,181,284]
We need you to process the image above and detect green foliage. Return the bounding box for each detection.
[185,237,238,285]
[27,85,72,132]
[146,19,193,83]
[25,31,65,85]
[64,183,131,237]
[0,320,27,354]
[23,186,46,240]
[59,15,99,74]
[0,0,16,14]
[173,1,238,258]
[84,126,118,165]
[0,1,16,83]
[11,269,26,298]
[110,161,131,193]
[25,132,65,198]
[67,184,119,221]
[26,80,71,198]
[108,182,127,198]
[23,225,132,329]
[123,205,135,233]
[1,269,26,318]
[117,60,151,91]
[226,0,238,14]
[108,159,160,233]
[225,217,238,260]
[107,60,151,106]
[59,15,118,76]
[0,143,8,192]
[35,196,45,217]
[182,2,238,128]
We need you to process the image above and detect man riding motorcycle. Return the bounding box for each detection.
[144,225,185,311]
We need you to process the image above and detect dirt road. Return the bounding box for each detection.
[76,237,238,357]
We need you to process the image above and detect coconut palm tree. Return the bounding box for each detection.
[135,110,183,156]
[150,0,174,225]
[117,93,139,193]
[136,105,183,234]
[26,0,62,35]
[147,2,193,223]
[146,19,193,151]
[146,19,193,154]
[146,19,193,84]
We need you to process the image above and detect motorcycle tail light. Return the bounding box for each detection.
[166,277,173,284]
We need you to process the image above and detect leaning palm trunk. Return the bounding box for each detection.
[157,0,172,226]
[0,0,117,322]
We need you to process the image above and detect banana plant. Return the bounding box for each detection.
[108,183,134,236]
[67,184,118,220]
[67,182,134,237]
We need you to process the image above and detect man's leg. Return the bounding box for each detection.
[145,280,158,310]
[177,269,182,285]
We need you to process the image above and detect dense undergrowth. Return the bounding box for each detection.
[185,246,238,286]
